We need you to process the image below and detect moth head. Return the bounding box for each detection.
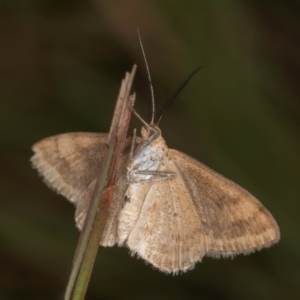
[141,125,161,140]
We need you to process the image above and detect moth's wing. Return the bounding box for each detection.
[31,132,108,204]
[169,149,280,258]
[31,132,138,246]
[118,158,207,274]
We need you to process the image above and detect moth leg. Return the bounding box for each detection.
[128,177,174,185]
[130,128,137,159]
[134,170,175,178]
[133,109,157,134]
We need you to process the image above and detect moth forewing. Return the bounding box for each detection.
[169,149,280,257]
[31,133,110,204]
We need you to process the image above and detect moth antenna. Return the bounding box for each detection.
[137,28,155,124]
[156,66,202,125]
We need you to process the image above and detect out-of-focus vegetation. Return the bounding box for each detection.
[1,1,299,299]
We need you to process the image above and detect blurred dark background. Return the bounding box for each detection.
[1,1,300,299]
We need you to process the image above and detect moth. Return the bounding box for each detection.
[31,123,280,274]
[31,39,280,274]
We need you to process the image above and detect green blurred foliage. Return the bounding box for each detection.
[0,0,299,299]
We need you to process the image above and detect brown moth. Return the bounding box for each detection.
[31,123,280,274]
[31,36,279,274]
